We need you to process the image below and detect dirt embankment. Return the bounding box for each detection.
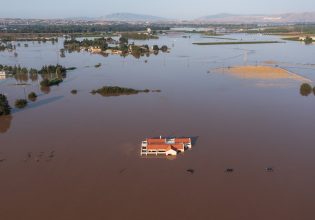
[214,65,311,82]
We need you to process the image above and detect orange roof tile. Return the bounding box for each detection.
[147,144,171,151]
[147,138,166,144]
[175,138,191,144]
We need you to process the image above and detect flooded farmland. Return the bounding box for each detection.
[1,33,315,220]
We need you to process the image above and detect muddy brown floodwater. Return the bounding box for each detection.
[1,34,315,220]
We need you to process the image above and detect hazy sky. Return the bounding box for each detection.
[1,0,314,19]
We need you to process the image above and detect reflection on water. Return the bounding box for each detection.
[40,86,50,94]
[0,115,13,133]
[11,96,64,113]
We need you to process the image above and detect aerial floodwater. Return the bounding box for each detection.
[1,33,315,220]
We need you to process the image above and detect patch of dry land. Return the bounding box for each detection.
[215,65,311,82]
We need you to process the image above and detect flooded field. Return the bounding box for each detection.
[1,33,315,220]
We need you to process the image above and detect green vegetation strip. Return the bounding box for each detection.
[91,86,150,97]
[15,99,28,109]
[202,36,237,40]
[0,94,11,115]
[40,78,63,87]
[281,37,300,41]
[193,41,283,45]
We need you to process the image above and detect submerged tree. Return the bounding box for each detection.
[300,83,312,96]
[119,37,128,45]
[28,92,37,102]
[152,45,159,51]
[15,99,28,109]
[71,89,77,94]
[161,45,168,52]
[0,94,11,115]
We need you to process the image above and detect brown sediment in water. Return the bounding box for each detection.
[263,60,315,69]
[214,65,311,82]
[0,115,13,133]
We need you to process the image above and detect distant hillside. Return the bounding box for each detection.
[197,12,315,23]
[101,13,166,21]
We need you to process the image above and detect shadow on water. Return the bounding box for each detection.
[0,115,13,134]
[12,96,64,114]
[190,136,199,146]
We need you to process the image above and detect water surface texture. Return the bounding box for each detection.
[1,34,315,220]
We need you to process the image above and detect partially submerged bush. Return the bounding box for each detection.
[28,92,37,102]
[91,86,154,97]
[300,83,312,96]
[0,94,11,115]
[15,99,28,109]
[71,89,77,94]
[40,78,63,87]
[66,67,77,71]
[95,63,102,68]
[161,45,168,52]
[313,87,315,96]
[152,89,162,93]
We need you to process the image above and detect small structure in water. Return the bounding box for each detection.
[0,71,8,80]
[141,136,192,156]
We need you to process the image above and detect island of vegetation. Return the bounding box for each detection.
[0,94,11,116]
[64,36,169,58]
[300,83,313,96]
[0,64,70,83]
[40,78,63,87]
[91,86,159,97]
[282,36,315,45]
[0,41,16,51]
[121,31,159,40]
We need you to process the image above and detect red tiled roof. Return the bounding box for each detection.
[147,144,171,151]
[147,138,166,144]
[175,138,191,144]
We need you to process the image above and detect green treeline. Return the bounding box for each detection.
[121,32,159,40]
[0,94,11,116]
[64,37,110,51]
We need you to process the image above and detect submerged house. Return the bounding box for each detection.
[0,70,8,80]
[141,137,192,156]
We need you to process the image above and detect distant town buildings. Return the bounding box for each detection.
[0,70,8,80]
[141,137,192,156]
[299,36,315,41]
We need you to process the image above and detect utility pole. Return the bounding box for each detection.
[23,85,26,100]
